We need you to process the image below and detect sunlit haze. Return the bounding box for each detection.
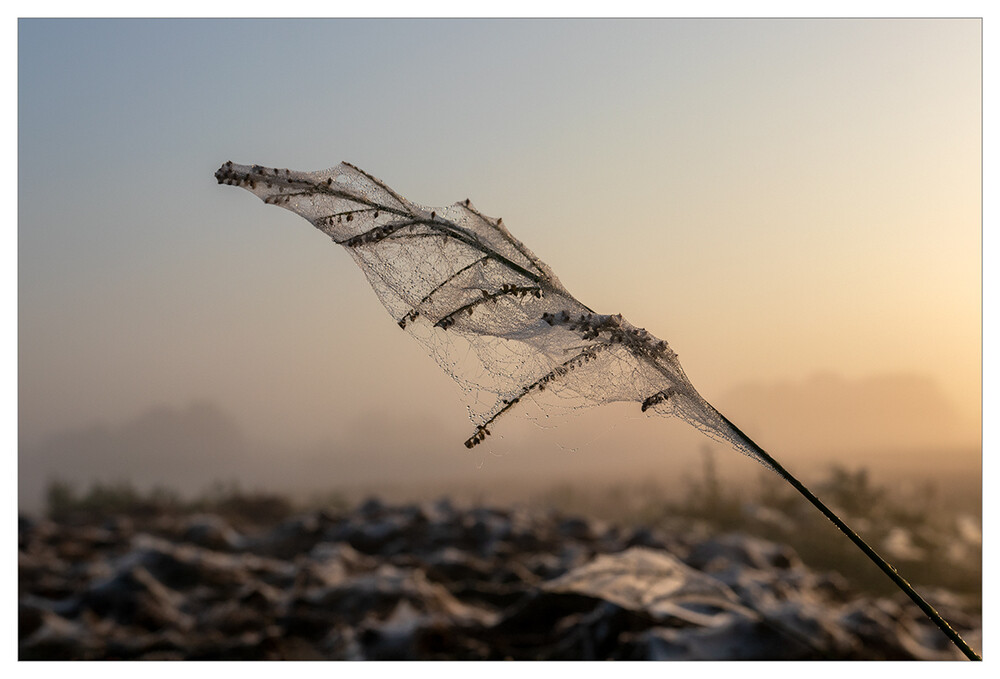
[18,19,981,510]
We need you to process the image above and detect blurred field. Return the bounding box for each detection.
[20,459,980,660]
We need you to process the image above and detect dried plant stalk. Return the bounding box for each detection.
[216,161,980,660]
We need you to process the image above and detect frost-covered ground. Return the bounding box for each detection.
[19,497,980,660]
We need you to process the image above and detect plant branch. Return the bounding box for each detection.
[435,285,543,330]
[464,343,608,448]
[459,201,547,279]
[397,256,489,329]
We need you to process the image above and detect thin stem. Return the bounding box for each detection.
[715,411,981,661]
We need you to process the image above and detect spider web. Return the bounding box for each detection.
[216,161,771,467]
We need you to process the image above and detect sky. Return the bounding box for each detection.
[16,18,983,508]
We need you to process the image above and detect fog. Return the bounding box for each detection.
[18,370,980,514]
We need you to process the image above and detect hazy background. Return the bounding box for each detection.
[17,18,981,513]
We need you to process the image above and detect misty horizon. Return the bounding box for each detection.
[18,368,980,514]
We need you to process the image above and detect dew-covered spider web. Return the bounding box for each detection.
[215,161,773,469]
